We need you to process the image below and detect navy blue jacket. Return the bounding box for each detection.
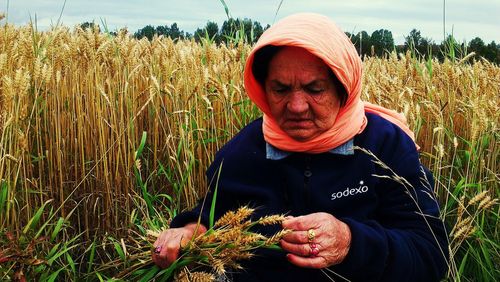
[171,113,449,281]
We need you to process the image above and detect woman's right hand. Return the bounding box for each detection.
[152,223,207,268]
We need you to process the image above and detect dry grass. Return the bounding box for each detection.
[0,24,499,280]
[0,24,252,236]
[363,53,499,280]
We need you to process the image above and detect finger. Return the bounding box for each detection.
[282,214,322,230]
[151,226,198,269]
[286,253,327,269]
[281,230,310,244]
[152,252,160,267]
[280,240,311,257]
[153,253,169,269]
[282,215,309,230]
[180,234,192,248]
[152,234,168,268]
[164,236,182,265]
[152,244,170,269]
[152,232,182,266]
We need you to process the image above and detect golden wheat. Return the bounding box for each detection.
[0,23,498,280]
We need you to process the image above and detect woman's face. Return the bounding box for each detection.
[265,46,341,141]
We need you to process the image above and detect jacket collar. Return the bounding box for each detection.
[266,138,354,160]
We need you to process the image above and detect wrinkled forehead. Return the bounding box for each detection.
[254,45,339,84]
[270,46,330,69]
[268,50,335,86]
[252,45,332,85]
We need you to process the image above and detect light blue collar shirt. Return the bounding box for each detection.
[266,138,354,160]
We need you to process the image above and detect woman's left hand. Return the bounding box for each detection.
[281,212,351,269]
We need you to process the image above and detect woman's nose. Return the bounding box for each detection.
[286,91,309,114]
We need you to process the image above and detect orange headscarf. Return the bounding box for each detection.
[244,13,417,153]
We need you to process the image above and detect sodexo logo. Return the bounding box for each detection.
[331,180,369,200]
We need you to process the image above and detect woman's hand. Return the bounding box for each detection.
[151,223,207,269]
[281,212,351,269]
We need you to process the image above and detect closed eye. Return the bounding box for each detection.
[269,81,291,95]
[305,86,324,94]
[304,82,325,95]
[272,87,290,94]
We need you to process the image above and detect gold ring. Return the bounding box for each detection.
[307,229,316,242]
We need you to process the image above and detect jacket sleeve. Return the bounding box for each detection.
[334,137,449,281]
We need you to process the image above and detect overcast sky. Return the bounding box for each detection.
[3,0,499,44]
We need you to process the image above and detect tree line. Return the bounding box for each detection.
[346,28,500,64]
[80,19,500,64]
[130,18,269,45]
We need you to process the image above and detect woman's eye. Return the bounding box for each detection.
[273,87,289,94]
[306,87,324,94]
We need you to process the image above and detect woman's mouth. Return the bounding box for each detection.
[284,119,314,128]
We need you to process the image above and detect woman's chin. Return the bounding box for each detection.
[284,129,319,142]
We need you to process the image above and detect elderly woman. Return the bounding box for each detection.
[152,13,448,281]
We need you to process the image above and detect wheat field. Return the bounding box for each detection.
[0,24,498,281]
